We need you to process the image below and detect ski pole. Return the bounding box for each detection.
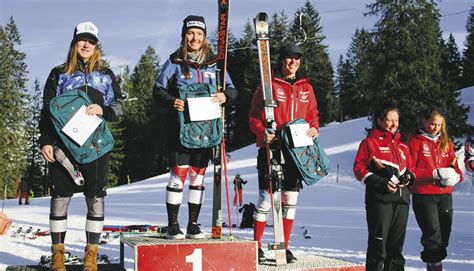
[222,140,233,240]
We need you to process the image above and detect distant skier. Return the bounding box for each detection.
[408,108,463,271]
[153,15,237,240]
[249,43,319,263]
[16,179,29,205]
[233,173,247,207]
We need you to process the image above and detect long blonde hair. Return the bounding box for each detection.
[424,109,450,153]
[64,42,102,74]
[178,37,211,79]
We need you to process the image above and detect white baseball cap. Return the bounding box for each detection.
[73,21,99,43]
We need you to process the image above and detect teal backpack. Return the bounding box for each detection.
[279,118,331,186]
[49,89,114,164]
[178,83,223,149]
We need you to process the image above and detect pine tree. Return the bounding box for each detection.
[269,11,289,65]
[24,79,47,196]
[461,6,474,88]
[121,46,162,183]
[341,28,375,120]
[227,20,259,149]
[0,18,29,197]
[290,0,336,124]
[366,0,468,139]
[98,46,126,187]
[440,34,462,92]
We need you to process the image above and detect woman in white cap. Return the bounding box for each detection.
[39,21,124,271]
[154,15,237,240]
[249,43,319,263]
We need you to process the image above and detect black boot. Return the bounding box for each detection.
[286,249,297,263]
[258,248,266,263]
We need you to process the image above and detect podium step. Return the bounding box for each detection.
[120,234,257,270]
[259,255,365,271]
[5,264,124,271]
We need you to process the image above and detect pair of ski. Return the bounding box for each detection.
[208,2,287,265]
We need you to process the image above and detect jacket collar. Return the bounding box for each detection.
[169,49,217,67]
[369,128,400,144]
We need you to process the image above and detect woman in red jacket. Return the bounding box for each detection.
[407,108,462,271]
[353,105,414,271]
[249,43,319,264]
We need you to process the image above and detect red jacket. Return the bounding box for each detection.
[407,132,463,195]
[249,75,319,147]
[354,128,410,183]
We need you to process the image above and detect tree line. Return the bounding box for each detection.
[0,0,473,198]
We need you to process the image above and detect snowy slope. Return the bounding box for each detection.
[1,88,473,270]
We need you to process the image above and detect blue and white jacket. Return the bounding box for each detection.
[39,61,124,147]
[153,50,237,146]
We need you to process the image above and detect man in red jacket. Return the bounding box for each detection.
[249,43,319,264]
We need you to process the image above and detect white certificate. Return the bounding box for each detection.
[289,123,314,148]
[61,105,103,146]
[187,97,222,121]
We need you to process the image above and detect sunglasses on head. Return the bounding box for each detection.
[77,38,97,46]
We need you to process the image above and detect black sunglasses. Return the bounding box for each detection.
[285,56,301,60]
[77,38,98,46]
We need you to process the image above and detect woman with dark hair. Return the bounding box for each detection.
[154,15,237,240]
[39,22,124,271]
[407,108,462,271]
[353,105,414,271]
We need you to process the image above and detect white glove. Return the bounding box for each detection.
[433,167,460,187]
[432,167,457,180]
[440,173,460,187]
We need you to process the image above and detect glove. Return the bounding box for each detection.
[432,167,457,180]
[440,173,460,187]
[399,170,416,186]
[365,174,389,193]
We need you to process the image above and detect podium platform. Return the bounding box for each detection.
[120,234,257,270]
[120,234,365,271]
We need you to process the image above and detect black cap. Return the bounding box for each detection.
[278,43,303,61]
[181,15,206,37]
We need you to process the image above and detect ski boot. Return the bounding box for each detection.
[51,243,66,271]
[286,249,297,263]
[167,223,185,240]
[185,222,205,239]
[83,244,98,271]
[258,248,266,263]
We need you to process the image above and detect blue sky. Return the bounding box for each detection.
[0,0,472,88]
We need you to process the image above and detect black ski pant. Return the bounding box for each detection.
[412,193,452,263]
[50,149,110,198]
[365,201,409,271]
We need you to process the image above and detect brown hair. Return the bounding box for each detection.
[178,34,211,79]
[64,42,102,74]
[423,108,450,153]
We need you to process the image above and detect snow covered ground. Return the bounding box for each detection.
[1,87,473,270]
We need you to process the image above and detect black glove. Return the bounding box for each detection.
[399,170,415,186]
[365,174,389,193]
